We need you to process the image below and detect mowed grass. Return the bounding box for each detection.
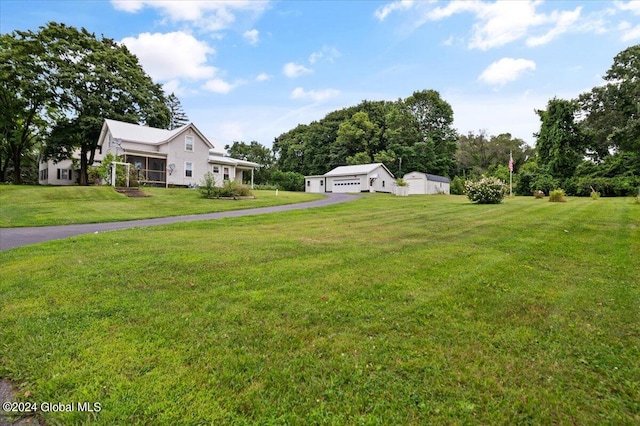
[0,195,638,424]
[0,185,324,227]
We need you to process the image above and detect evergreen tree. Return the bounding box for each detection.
[167,92,189,130]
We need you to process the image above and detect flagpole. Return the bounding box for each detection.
[509,151,513,197]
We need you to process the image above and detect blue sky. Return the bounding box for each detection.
[2,1,639,150]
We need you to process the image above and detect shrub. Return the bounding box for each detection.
[198,172,217,199]
[464,176,507,204]
[549,188,567,202]
[199,173,252,199]
[271,170,305,191]
[451,176,466,195]
[533,190,545,199]
[590,191,600,200]
[395,178,408,187]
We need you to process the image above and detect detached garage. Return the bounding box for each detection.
[305,163,395,193]
[403,171,451,195]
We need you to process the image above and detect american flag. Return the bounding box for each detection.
[508,152,514,173]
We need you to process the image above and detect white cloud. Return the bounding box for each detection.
[202,78,237,94]
[283,62,312,78]
[120,31,216,81]
[616,0,640,15]
[384,0,588,50]
[256,73,271,82]
[309,46,341,64]
[162,79,184,96]
[111,0,144,12]
[374,0,414,21]
[110,0,270,32]
[291,87,340,102]
[243,29,259,45]
[479,58,536,85]
[619,21,640,41]
[526,7,582,46]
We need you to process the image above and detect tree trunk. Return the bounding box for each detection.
[11,147,21,184]
[79,150,88,186]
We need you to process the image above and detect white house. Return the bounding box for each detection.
[39,119,259,187]
[402,171,450,195]
[305,163,395,193]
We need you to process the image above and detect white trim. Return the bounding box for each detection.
[185,161,193,178]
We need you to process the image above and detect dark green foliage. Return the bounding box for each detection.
[273,91,457,178]
[3,22,170,185]
[450,176,466,195]
[225,141,274,184]
[535,98,587,181]
[455,131,533,179]
[270,170,305,191]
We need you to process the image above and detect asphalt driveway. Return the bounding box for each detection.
[0,193,358,251]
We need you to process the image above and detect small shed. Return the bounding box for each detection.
[305,163,395,193]
[403,171,450,195]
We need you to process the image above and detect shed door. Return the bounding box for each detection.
[332,179,360,193]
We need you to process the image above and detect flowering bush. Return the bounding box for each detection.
[533,190,545,199]
[465,177,507,204]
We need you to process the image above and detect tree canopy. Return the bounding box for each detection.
[273,91,458,178]
[1,22,170,185]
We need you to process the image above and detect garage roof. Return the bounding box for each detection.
[324,163,394,177]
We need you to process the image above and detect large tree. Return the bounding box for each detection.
[0,33,48,183]
[578,44,640,158]
[8,22,170,185]
[535,98,587,181]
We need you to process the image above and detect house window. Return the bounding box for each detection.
[307,180,310,187]
[382,180,385,187]
[57,169,73,180]
[320,180,323,186]
[185,162,193,178]
[40,168,48,181]
[212,165,220,173]
[223,167,229,181]
[185,136,194,152]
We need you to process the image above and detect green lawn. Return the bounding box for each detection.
[1,194,638,424]
[0,185,324,227]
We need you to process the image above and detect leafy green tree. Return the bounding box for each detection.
[535,98,587,181]
[167,92,189,130]
[225,140,274,184]
[333,111,378,164]
[578,44,640,158]
[9,22,169,185]
[346,152,372,165]
[0,33,48,183]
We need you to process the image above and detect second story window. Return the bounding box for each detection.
[185,136,194,152]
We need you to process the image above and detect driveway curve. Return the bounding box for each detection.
[0,193,359,251]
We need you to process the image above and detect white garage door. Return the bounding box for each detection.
[332,179,361,193]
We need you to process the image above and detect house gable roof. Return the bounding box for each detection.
[99,119,214,149]
[324,163,395,178]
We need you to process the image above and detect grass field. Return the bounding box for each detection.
[0,185,324,227]
[1,194,638,424]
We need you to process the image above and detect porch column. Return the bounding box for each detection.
[251,168,255,189]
